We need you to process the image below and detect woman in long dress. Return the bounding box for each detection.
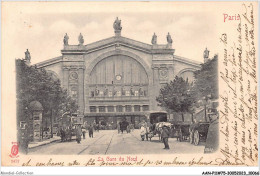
[76,125,82,144]
[140,125,146,141]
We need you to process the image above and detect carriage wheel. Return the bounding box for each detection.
[179,129,183,142]
[189,132,194,144]
[194,130,200,146]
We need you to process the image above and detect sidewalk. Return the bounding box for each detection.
[28,136,60,149]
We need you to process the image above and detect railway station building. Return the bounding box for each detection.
[36,18,201,128]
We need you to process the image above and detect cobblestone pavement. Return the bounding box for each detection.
[28,130,205,155]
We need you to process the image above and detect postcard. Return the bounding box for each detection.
[1,1,258,170]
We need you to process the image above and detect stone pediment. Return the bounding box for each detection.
[61,36,175,55]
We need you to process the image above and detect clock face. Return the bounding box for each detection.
[116,75,122,81]
[70,72,78,80]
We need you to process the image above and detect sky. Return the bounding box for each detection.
[3,2,218,65]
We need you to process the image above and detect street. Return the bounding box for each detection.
[28,130,205,155]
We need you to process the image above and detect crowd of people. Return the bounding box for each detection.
[58,122,99,144]
[59,120,171,149]
[117,121,135,134]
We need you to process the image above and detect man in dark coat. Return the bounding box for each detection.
[161,125,170,149]
[88,124,94,138]
[75,125,82,144]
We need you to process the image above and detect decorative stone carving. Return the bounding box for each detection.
[78,33,84,45]
[113,17,122,36]
[25,49,31,61]
[70,72,78,80]
[115,43,121,51]
[113,17,122,31]
[151,33,157,45]
[166,32,173,44]
[63,33,69,45]
[159,67,168,79]
[204,47,210,58]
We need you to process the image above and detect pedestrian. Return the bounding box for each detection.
[89,124,94,138]
[82,129,86,139]
[145,124,149,141]
[126,125,130,133]
[60,127,65,142]
[68,126,72,141]
[97,123,100,132]
[161,125,170,149]
[131,123,135,131]
[140,125,146,141]
[93,122,97,131]
[117,122,120,134]
[75,125,82,144]
[66,127,72,141]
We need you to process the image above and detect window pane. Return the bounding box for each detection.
[125,105,132,112]
[107,106,114,112]
[134,105,140,112]
[90,106,96,112]
[99,106,105,112]
[116,105,123,112]
[143,105,149,111]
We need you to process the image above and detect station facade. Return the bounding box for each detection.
[36,18,201,128]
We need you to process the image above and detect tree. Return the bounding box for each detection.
[156,76,195,121]
[16,59,78,138]
[192,55,218,101]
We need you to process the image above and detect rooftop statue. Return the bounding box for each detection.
[204,47,210,58]
[167,32,173,44]
[25,49,31,61]
[63,33,69,45]
[151,33,157,45]
[113,17,122,31]
[78,33,84,45]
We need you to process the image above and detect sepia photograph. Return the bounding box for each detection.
[1,1,258,173]
[15,11,219,156]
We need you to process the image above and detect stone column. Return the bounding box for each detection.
[63,67,69,91]
[152,66,159,85]
[151,66,160,110]
[168,65,174,81]
[78,67,85,114]
[122,105,126,112]
[105,106,108,113]
[140,105,143,112]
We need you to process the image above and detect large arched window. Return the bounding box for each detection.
[89,55,149,98]
[90,55,148,85]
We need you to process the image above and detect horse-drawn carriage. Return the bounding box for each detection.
[152,122,172,141]
[172,100,218,146]
[58,113,83,142]
[189,122,210,145]
[171,121,191,142]
[147,111,171,141]
[119,120,129,133]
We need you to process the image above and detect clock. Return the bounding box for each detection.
[70,72,78,80]
[116,75,122,81]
